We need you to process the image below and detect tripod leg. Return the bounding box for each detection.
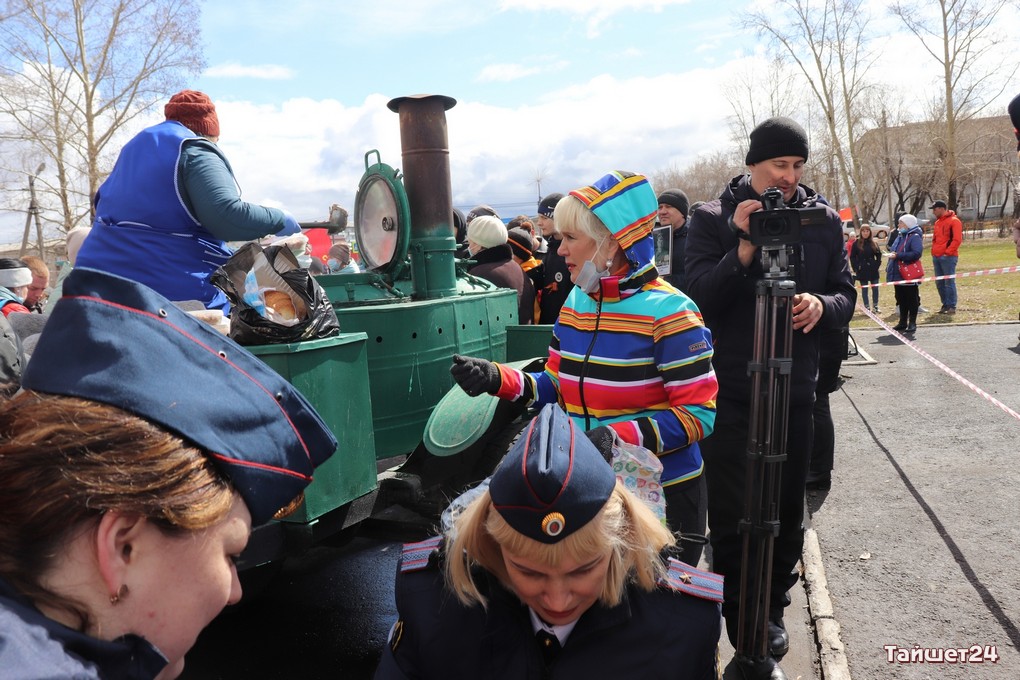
[733,278,794,667]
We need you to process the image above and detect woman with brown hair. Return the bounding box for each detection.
[0,267,336,679]
[850,224,883,313]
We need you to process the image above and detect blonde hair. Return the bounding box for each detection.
[553,194,626,268]
[444,482,675,609]
[20,255,49,280]
[554,194,610,244]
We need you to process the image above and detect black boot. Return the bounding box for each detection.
[723,654,789,680]
[905,309,917,333]
[892,309,908,331]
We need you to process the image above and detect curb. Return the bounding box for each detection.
[802,527,852,680]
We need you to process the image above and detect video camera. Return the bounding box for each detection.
[748,187,827,247]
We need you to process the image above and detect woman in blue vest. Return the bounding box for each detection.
[77,90,300,311]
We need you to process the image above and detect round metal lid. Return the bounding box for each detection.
[352,152,411,272]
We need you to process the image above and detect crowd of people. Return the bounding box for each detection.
[1,87,1018,680]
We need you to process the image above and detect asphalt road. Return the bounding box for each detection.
[809,321,1020,679]
[181,321,1020,680]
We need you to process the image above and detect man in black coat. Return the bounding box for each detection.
[657,188,690,292]
[535,192,573,323]
[685,117,856,680]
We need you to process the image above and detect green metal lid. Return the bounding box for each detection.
[423,359,533,457]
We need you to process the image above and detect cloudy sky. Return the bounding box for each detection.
[3,0,1018,245]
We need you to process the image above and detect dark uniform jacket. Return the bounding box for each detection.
[375,538,721,680]
[0,577,168,679]
[539,236,573,324]
[685,174,856,407]
[469,244,535,324]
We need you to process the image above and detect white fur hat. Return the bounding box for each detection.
[899,213,918,229]
[467,215,508,249]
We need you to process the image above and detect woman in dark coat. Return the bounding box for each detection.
[466,215,533,324]
[849,224,883,313]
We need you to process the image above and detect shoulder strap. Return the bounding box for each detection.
[661,557,724,602]
[398,535,443,573]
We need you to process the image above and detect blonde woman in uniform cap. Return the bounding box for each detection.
[0,268,337,679]
[375,404,722,680]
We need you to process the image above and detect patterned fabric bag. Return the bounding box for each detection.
[611,441,666,523]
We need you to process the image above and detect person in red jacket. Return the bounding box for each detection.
[929,199,962,314]
[0,259,32,317]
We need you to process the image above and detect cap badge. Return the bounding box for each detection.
[541,512,566,537]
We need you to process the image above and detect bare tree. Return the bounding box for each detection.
[651,150,746,205]
[0,0,205,238]
[890,0,1018,211]
[722,53,806,151]
[745,0,876,228]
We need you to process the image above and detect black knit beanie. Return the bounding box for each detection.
[537,193,564,218]
[1009,92,1020,151]
[745,117,809,165]
[656,189,689,218]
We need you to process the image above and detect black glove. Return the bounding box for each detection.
[450,354,500,397]
[585,426,616,463]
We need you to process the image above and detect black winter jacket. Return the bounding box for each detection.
[685,174,856,406]
[849,239,883,282]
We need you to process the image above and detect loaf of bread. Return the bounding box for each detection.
[264,290,297,321]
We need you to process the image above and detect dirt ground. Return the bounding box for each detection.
[810,322,1020,678]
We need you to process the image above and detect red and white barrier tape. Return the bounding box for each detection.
[855,305,1020,423]
[861,264,1020,288]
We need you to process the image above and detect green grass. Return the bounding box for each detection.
[850,236,1020,329]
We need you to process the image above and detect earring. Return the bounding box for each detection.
[605,259,612,270]
[109,583,128,605]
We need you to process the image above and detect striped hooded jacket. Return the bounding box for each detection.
[494,172,718,486]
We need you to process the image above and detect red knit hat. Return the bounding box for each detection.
[164,90,220,138]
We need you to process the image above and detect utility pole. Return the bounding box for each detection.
[19,162,46,258]
[882,110,896,225]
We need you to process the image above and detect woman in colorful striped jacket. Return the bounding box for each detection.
[451,171,718,566]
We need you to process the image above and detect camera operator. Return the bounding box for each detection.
[685,117,855,680]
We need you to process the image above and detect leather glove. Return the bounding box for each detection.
[585,425,617,463]
[450,354,500,397]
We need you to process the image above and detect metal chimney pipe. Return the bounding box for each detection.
[387,94,458,299]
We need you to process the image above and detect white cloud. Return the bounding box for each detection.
[500,0,688,36]
[476,63,543,83]
[208,61,743,226]
[204,63,295,80]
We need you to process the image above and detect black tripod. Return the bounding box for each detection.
[726,245,795,677]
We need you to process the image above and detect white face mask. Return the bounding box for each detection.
[574,256,611,293]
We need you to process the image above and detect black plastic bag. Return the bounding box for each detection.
[211,242,340,346]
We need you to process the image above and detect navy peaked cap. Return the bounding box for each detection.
[21,268,338,525]
[489,404,615,544]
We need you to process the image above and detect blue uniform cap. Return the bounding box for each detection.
[20,267,338,525]
[489,404,616,544]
